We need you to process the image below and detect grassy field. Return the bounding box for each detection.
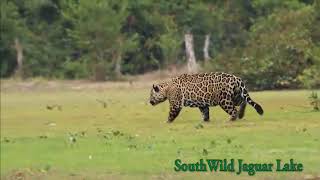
[1,80,319,179]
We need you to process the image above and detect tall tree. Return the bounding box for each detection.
[0,1,27,77]
[203,34,211,62]
[64,0,137,80]
[184,33,198,73]
[154,13,182,69]
[13,38,23,78]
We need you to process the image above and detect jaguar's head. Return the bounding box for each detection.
[149,82,169,106]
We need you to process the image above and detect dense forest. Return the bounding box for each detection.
[1,0,320,89]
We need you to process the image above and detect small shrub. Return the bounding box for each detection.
[202,148,209,156]
[62,60,89,79]
[309,91,320,111]
[195,123,204,129]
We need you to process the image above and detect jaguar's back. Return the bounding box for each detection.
[176,72,242,107]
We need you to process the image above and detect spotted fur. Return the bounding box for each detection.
[149,72,263,123]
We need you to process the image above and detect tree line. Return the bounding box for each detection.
[1,0,320,89]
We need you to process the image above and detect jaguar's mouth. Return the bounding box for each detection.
[150,100,156,106]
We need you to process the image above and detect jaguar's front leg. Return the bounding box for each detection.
[168,104,182,123]
[167,87,183,123]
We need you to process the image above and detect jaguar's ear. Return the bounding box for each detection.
[153,84,160,92]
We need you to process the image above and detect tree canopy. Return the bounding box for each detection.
[1,0,319,89]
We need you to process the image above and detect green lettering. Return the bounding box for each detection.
[247,164,256,176]
[199,159,207,171]
[236,159,243,175]
[276,159,282,171]
[297,163,303,171]
[189,164,195,172]
[283,163,289,171]
[181,164,187,171]
[267,163,273,171]
[227,159,235,172]
[206,159,221,172]
[174,159,182,171]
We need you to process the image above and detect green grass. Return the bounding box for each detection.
[1,84,320,179]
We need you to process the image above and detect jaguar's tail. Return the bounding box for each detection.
[242,88,264,115]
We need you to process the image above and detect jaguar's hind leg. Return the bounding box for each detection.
[220,100,238,121]
[199,106,210,122]
[238,102,247,119]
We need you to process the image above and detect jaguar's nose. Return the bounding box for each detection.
[150,100,155,105]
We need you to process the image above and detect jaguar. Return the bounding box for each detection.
[149,72,263,123]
